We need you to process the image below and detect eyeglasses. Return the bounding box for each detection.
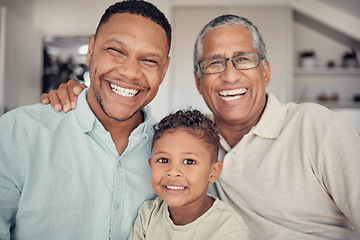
[198,53,260,74]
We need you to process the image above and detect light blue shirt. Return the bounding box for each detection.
[0,89,157,240]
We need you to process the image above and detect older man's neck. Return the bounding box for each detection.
[218,123,254,148]
[217,112,263,148]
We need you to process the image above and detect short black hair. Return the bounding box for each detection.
[152,109,220,162]
[95,0,171,52]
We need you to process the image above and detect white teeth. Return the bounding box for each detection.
[166,186,185,190]
[222,95,242,101]
[219,88,247,101]
[219,88,247,96]
[110,83,138,97]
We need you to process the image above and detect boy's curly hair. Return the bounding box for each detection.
[152,109,220,161]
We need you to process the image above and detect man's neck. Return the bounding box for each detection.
[86,91,144,156]
[217,121,256,148]
[106,111,144,156]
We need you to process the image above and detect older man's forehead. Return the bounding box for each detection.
[201,27,254,57]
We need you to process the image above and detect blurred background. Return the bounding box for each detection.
[0,0,359,132]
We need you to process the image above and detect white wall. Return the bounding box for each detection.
[0,6,6,115]
[0,0,42,113]
[294,21,360,103]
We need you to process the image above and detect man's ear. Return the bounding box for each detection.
[160,57,170,85]
[86,34,95,67]
[148,158,152,167]
[263,61,271,87]
[209,161,223,184]
[194,71,202,95]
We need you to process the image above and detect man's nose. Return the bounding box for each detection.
[220,59,240,84]
[118,58,142,80]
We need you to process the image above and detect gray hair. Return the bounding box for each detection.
[194,14,267,77]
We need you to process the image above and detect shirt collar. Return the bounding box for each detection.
[75,88,97,133]
[130,105,157,142]
[75,88,157,140]
[252,93,288,139]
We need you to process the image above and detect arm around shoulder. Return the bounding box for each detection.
[41,79,87,113]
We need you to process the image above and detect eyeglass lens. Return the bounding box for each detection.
[200,54,259,74]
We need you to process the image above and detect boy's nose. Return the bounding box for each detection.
[166,165,182,177]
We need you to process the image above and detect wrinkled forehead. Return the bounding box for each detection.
[201,25,255,58]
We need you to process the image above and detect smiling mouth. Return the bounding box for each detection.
[110,83,139,97]
[165,185,186,190]
[219,88,247,101]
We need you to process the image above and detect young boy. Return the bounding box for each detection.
[129,109,249,240]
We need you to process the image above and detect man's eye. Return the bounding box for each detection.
[234,57,250,62]
[183,159,195,165]
[208,60,223,66]
[140,59,158,68]
[234,56,251,64]
[158,158,169,164]
[206,60,224,70]
[108,48,125,55]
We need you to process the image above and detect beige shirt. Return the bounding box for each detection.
[212,94,360,239]
[129,196,249,240]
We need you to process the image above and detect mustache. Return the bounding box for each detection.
[99,74,146,89]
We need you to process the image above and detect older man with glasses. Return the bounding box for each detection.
[193,14,360,240]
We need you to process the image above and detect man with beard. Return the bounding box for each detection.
[0,1,170,239]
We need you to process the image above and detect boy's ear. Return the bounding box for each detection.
[209,161,223,184]
[148,158,152,167]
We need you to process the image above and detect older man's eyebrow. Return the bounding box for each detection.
[206,51,251,60]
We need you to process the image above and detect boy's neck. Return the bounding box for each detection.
[168,195,214,226]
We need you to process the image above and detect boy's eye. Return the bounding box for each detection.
[183,159,195,165]
[158,158,169,164]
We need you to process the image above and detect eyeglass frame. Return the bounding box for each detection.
[197,53,261,74]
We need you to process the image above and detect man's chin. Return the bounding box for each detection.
[101,105,142,123]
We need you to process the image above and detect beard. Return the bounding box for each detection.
[91,83,141,122]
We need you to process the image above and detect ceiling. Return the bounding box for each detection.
[318,0,360,19]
